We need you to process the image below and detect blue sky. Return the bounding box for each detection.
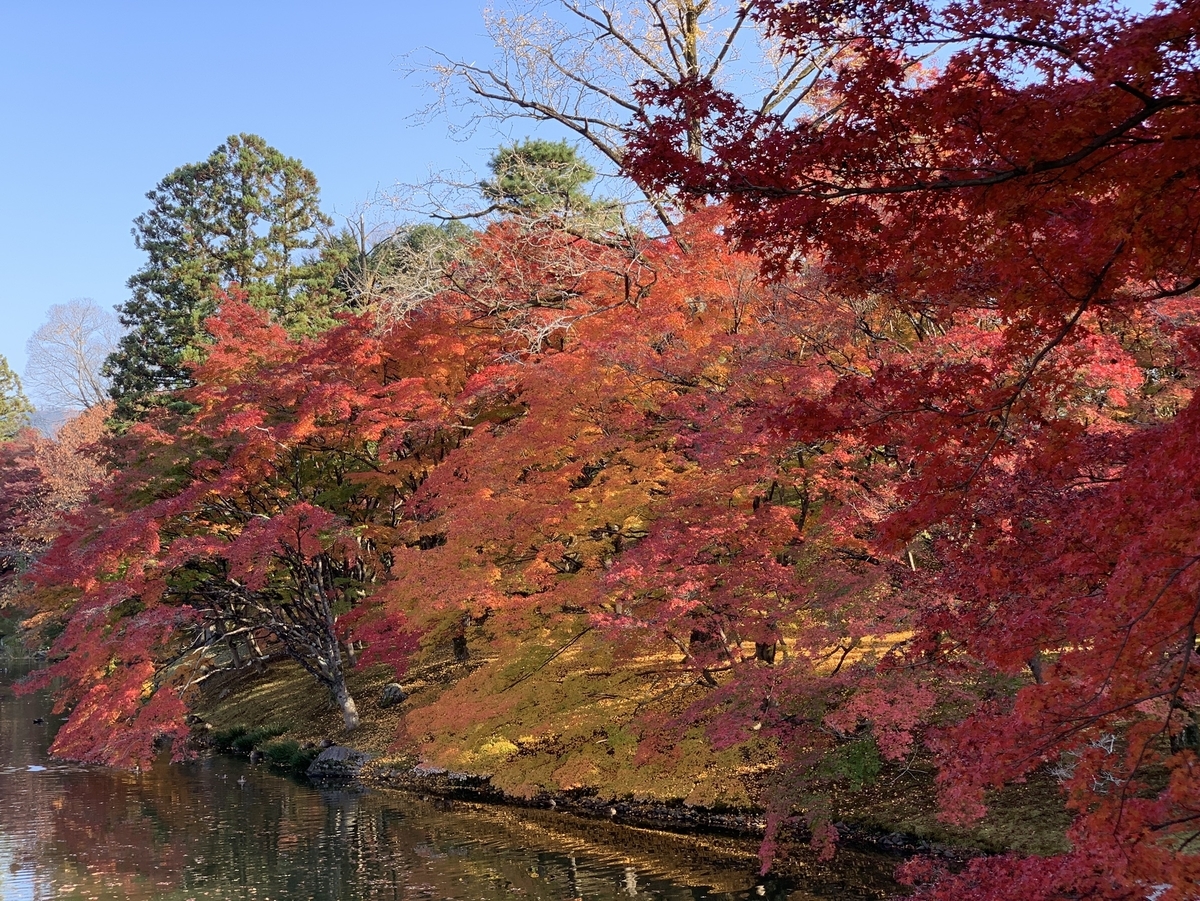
[0,1,501,387]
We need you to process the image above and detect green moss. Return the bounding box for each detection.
[826,760,1071,856]
[210,724,248,750]
[262,738,320,772]
[212,722,289,754]
[196,633,1071,859]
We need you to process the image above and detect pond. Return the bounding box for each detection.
[0,662,899,900]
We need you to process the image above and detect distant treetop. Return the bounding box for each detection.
[102,133,339,419]
[0,355,33,441]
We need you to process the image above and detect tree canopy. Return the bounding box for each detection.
[102,134,339,419]
[628,0,1200,896]
[0,355,33,441]
[481,139,599,215]
[24,299,121,410]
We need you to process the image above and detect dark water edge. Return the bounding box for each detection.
[0,660,901,900]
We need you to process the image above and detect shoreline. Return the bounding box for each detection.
[187,654,1068,873]
[298,745,973,866]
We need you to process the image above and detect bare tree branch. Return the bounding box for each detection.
[411,1,835,229]
[24,299,121,411]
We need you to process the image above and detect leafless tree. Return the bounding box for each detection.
[333,206,475,322]
[24,299,121,410]
[417,1,833,227]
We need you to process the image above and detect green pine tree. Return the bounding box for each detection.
[480,139,618,227]
[0,355,33,440]
[103,134,339,419]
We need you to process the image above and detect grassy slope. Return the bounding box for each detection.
[194,617,1072,861]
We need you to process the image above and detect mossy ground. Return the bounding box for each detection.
[193,622,1071,860]
[822,760,1071,856]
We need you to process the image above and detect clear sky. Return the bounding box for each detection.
[0,1,503,390]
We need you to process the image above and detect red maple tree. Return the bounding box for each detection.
[1,406,111,595]
[24,295,469,763]
[627,0,1200,896]
[19,60,1199,893]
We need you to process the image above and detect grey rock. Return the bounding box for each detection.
[378,683,408,709]
[306,745,371,780]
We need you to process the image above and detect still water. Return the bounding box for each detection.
[0,664,896,901]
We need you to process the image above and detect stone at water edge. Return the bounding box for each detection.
[306,745,371,780]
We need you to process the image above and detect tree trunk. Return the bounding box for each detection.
[223,629,243,669]
[331,675,360,731]
[683,1,704,162]
[248,632,267,673]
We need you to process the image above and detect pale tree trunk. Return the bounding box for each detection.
[682,0,705,162]
[248,633,267,673]
[331,675,360,731]
[322,603,360,731]
[223,626,244,669]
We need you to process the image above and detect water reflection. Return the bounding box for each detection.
[0,664,892,900]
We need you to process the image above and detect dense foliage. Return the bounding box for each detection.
[3,3,1197,899]
[626,0,1200,896]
